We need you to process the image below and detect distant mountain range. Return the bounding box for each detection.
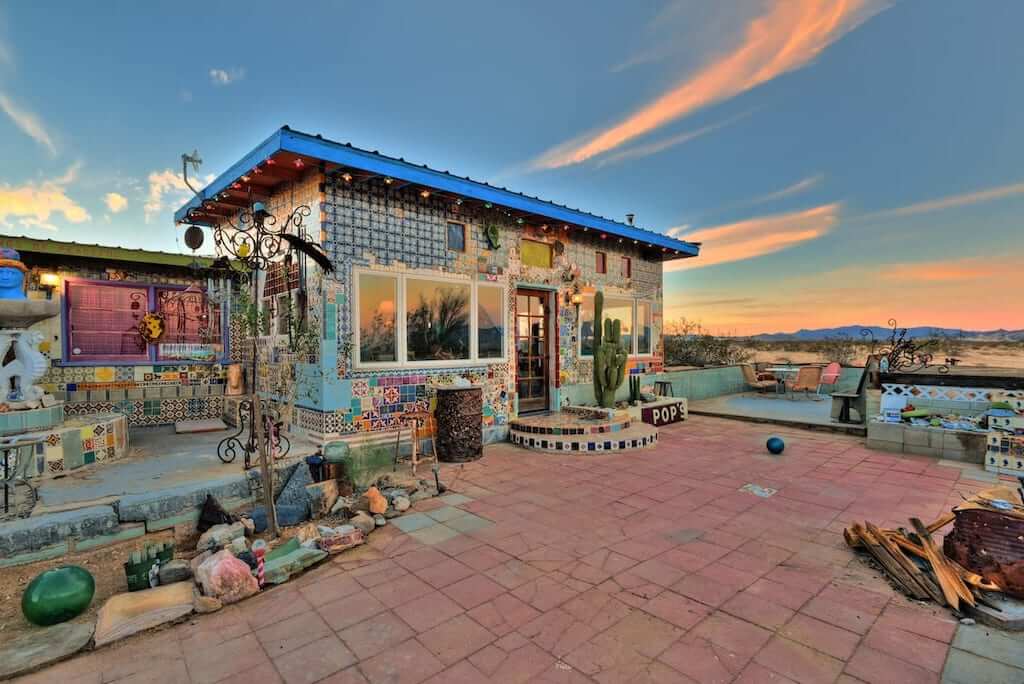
[746,326,1024,342]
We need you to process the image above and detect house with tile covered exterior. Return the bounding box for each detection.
[175,126,699,444]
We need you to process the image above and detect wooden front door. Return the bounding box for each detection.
[515,289,550,413]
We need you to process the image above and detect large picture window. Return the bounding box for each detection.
[577,295,656,358]
[357,273,398,364]
[354,270,507,368]
[64,280,224,364]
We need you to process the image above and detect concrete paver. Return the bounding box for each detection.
[13,415,1023,684]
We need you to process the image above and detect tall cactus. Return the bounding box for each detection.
[592,291,627,408]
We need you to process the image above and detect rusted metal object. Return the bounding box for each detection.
[944,507,1024,599]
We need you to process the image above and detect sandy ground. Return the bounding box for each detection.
[743,343,1024,369]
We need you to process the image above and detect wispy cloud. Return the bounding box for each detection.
[665,203,840,271]
[531,0,887,170]
[209,67,245,86]
[145,169,212,223]
[104,192,128,213]
[702,174,824,218]
[0,164,90,231]
[595,109,755,167]
[858,180,1024,221]
[0,92,57,156]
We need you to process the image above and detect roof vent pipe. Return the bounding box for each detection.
[625,213,635,226]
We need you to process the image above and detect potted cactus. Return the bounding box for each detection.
[592,291,628,408]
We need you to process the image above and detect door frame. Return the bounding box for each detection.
[514,287,555,414]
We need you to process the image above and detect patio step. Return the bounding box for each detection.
[509,421,658,453]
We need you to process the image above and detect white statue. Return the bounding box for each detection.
[0,330,47,405]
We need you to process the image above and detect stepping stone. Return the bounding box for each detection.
[0,621,94,679]
[94,582,194,647]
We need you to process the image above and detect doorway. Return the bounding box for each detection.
[515,289,551,413]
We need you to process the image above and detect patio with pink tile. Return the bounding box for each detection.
[13,415,1013,684]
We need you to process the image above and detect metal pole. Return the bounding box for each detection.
[250,234,278,539]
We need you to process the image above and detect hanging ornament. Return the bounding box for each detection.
[138,312,166,343]
[184,225,204,251]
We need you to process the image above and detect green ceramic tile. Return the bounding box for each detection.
[63,433,84,469]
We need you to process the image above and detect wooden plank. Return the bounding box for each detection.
[845,513,955,550]
[910,517,973,609]
[851,523,927,600]
[866,523,945,605]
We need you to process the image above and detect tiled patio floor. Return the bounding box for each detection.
[15,416,1020,684]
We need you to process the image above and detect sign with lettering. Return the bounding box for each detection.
[641,401,687,427]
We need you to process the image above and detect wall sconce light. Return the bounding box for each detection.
[39,272,60,299]
[567,286,583,317]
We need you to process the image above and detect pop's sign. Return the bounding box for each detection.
[641,401,686,426]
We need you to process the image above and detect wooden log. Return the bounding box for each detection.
[851,523,928,600]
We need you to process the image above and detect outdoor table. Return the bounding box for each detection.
[766,367,799,395]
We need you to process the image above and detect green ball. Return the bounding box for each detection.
[22,566,95,626]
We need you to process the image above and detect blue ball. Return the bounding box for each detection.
[766,436,785,454]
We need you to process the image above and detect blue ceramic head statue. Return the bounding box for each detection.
[0,248,28,300]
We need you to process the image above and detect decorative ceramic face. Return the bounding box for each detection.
[137,312,166,342]
[0,248,27,300]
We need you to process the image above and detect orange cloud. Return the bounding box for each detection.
[665,203,840,271]
[533,0,887,169]
[859,181,1024,220]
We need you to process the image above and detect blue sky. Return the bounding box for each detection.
[2,1,1023,333]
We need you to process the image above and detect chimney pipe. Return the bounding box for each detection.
[625,213,635,226]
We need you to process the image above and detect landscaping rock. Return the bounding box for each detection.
[365,486,388,515]
[193,588,222,614]
[0,620,95,679]
[196,522,245,553]
[158,559,192,585]
[194,550,259,605]
[94,582,194,647]
[393,495,411,512]
[250,504,308,532]
[307,479,340,518]
[228,536,249,556]
[330,495,356,516]
[263,545,328,585]
[190,551,212,576]
[350,512,375,536]
[374,514,386,527]
[275,463,313,516]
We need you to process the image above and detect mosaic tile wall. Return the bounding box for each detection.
[21,259,235,428]
[261,174,668,440]
[4,413,130,480]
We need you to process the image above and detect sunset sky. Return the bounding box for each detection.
[2,1,1023,335]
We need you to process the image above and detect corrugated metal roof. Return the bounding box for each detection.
[174,126,700,260]
[0,235,215,268]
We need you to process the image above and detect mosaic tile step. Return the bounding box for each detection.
[509,410,631,436]
[509,421,657,453]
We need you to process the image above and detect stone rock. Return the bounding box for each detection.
[196,521,245,553]
[158,559,192,585]
[365,486,388,515]
[240,517,255,537]
[374,514,386,527]
[275,463,313,517]
[194,550,259,605]
[306,479,340,518]
[236,551,257,570]
[350,512,375,536]
[228,536,249,556]
[0,620,95,680]
[193,587,222,614]
[190,551,212,576]
[393,496,411,512]
[409,488,434,503]
[959,617,976,626]
[263,545,328,585]
[251,504,308,532]
[94,582,194,647]
[331,495,356,516]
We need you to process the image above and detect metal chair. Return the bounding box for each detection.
[741,364,776,393]
[786,366,823,400]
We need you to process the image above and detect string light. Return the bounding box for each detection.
[240,175,250,182]
[341,173,352,183]
[420,190,431,199]
[384,177,394,185]
[293,158,305,169]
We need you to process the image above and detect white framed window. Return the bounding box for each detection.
[578,295,657,358]
[353,268,507,369]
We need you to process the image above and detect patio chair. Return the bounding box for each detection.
[740,364,776,393]
[817,362,842,397]
[786,366,823,400]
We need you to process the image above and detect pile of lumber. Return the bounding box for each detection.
[844,512,1003,615]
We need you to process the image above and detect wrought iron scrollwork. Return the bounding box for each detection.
[217,398,291,468]
[861,319,949,374]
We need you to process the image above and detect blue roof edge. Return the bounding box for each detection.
[174,126,700,259]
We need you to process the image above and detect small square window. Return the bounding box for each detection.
[596,252,607,274]
[447,221,466,252]
[621,256,631,278]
